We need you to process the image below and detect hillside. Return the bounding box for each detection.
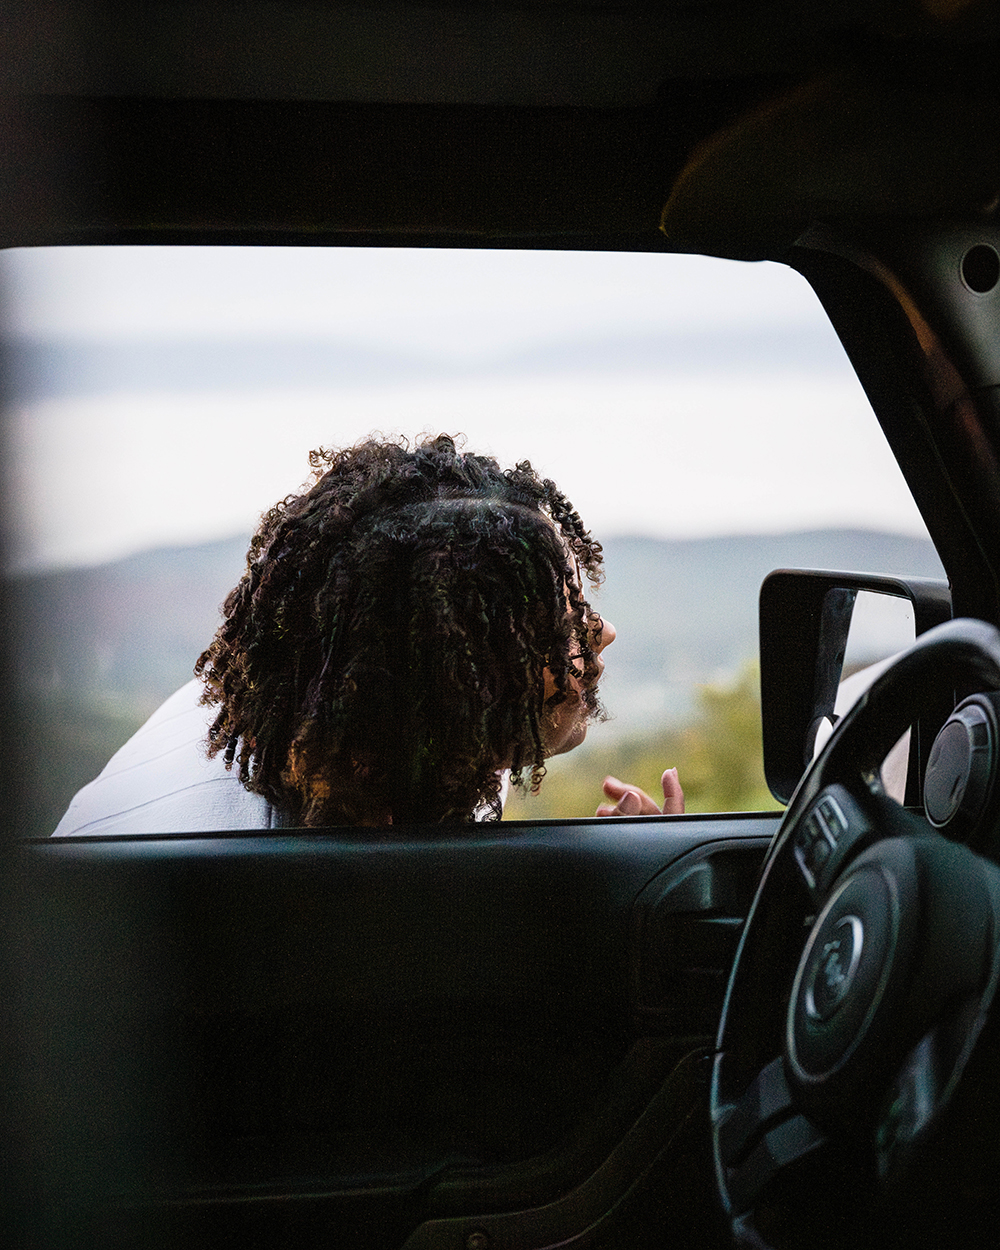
[596,528,944,728]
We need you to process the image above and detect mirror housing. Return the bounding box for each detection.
[760,569,952,804]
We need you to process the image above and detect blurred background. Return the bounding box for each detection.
[1,246,944,833]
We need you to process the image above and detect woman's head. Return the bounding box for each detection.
[195,433,607,826]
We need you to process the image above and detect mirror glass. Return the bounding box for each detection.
[842,590,916,677]
[813,590,918,802]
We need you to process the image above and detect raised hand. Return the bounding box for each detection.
[595,768,685,817]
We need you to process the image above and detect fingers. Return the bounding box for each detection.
[616,788,644,815]
[595,776,662,817]
[595,779,638,816]
[594,772,685,817]
[605,776,658,812]
[600,775,630,803]
[595,773,641,816]
[660,767,685,814]
[595,788,641,817]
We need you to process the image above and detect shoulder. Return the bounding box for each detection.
[51,680,282,836]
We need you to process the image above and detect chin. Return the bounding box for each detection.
[550,722,588,757]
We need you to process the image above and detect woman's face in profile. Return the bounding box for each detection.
[541,615,616,757]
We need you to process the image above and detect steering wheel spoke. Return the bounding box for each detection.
[716,1056,828,1215]
[716,1057,795,1169]
[876,992,988,1181]
[726,1112,827,1216]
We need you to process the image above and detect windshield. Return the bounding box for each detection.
[2,246,942,833]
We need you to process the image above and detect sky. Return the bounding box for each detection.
[2,246,930,571]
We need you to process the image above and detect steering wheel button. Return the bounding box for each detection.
[817,795,847,840]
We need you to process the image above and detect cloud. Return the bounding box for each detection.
[3,245,929,572]
[3,246,825,352]
[7,371,927,572]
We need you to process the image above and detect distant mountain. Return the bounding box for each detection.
[10,534,250,719]
[10,526,944,727]
[595,529,945,728]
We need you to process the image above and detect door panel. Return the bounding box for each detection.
[11,816,776,1247]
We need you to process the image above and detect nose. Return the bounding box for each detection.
[596,617,616,651]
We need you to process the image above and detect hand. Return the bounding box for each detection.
[596,769,685,817]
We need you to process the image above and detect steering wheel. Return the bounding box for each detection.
[712,619,1000,1250]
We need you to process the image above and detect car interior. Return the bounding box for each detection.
[3,3,1000,1249]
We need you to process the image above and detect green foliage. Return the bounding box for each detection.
[506,661,784,820]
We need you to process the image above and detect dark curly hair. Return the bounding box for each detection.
[195,433,605,827]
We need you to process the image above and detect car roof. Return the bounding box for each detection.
[3,1,998,256]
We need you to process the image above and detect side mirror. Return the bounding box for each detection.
[759,569,952,805]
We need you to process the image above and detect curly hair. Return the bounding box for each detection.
[195,433,605,827]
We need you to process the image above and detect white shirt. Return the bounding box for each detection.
[52,680,283,836]
[52,679,509,836]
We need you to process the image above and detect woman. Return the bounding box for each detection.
[53,433,681,834]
